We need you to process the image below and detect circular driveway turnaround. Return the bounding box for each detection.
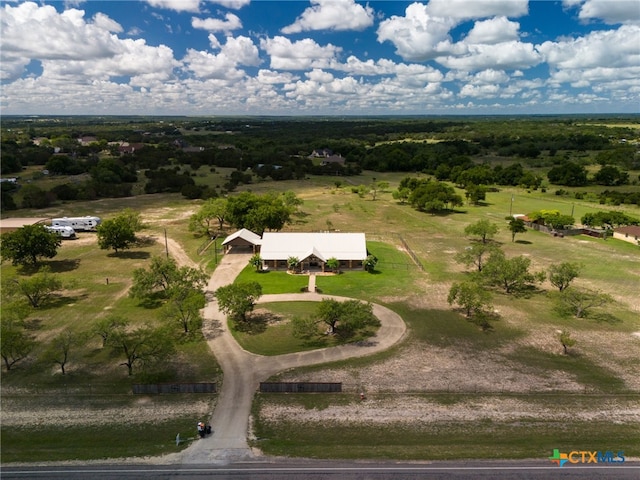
[179,253,407,465]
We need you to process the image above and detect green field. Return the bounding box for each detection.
[2,168,639,462]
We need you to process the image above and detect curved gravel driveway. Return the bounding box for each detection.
[180,253,407,465]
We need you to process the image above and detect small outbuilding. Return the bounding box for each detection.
[0,217,48,234]
[613,226,640,245]
[222,228,262,253]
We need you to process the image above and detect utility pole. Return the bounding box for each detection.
[164,229,169,258]
[509,194,514,217]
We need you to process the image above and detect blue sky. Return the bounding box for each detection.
[1,0,639,115]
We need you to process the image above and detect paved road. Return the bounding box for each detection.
[179,253,407,465]
[4,462,638,479]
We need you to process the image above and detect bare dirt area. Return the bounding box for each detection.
[0,395,212,429]
[258,395,640,427]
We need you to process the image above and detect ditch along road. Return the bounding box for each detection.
[179,252,407,465]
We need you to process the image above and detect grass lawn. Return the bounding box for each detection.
[231,301,380,356]
[1,416,196,463]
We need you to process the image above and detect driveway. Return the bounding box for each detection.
[179,253,406,464]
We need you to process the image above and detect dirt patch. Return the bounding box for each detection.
[258,395,640,426]
[0,397,211,428]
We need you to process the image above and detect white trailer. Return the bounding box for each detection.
[45,225,76,238]
[51,216,101,231]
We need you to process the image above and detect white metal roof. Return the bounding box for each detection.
[260,232,367,261]
[222,228,262,246]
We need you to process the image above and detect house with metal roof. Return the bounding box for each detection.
[259,232,367,271]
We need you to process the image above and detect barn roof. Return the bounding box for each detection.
[260,232,367,261]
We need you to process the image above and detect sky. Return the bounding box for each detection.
[1,0,639,116]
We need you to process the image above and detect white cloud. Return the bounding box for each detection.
[564,0,640,25]
[538,25,640,70]
[281,0,374,34]
[377,3,458,61]
[438,41,541,72]
[306,68,334,83]
[183,35,259,81]
[192,13,242,33]
[92,12,123,33]
[465,16,520,44]
[426,0,528,20]
[209,0,250,9]
[257,69,298,85]
[260,36,342,70]
[0,2,179,86]
[145,0,201,13]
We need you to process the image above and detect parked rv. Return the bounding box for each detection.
[45,225,76,239]
[51,216,101,231]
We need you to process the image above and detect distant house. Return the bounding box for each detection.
[613,226,640,245]
[310,148,333,158]
[119,143,144,154]
[78,136,98,146]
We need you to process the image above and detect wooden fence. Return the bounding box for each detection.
[132,382,217,394]
[259,382,342,393]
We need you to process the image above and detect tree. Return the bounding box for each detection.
[594,165,628,186]
[0,224,61,266]
[447,280,493,318]
[370,181,389,201]
[507,217,527,242]
[581,211,639,229]
[0,314,34,371]
[556,287,613,318]
[130,256,207,302]
[456,242,499,272]
[392,187,411,204]
[547,161,588,186]
[528,210,574,230]
[464,219,498,244]
[43,329,81,375]
[363,254,378,273]
[249,254,263,272]
[8,266,63,308]
[316,298,377,336]
[548,262,582,292]
[409,181,463,213]
[281,191,303,211]
[93,314,128,347]
[559,330,576,355]
[326,257,339,273]
[189,198,228,236]
[96,215,136,253]
[215,281,262,322]
[482,250,544,294]
[162,289,205,334]
[287,256,300,273]
[108,323,176,376]
[225,192,292,234]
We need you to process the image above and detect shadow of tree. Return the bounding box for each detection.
[515,240,533,245]
[590,312,622,324]
[233,314,269,334]
[45,259,81,273]
[108,251,151,260]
